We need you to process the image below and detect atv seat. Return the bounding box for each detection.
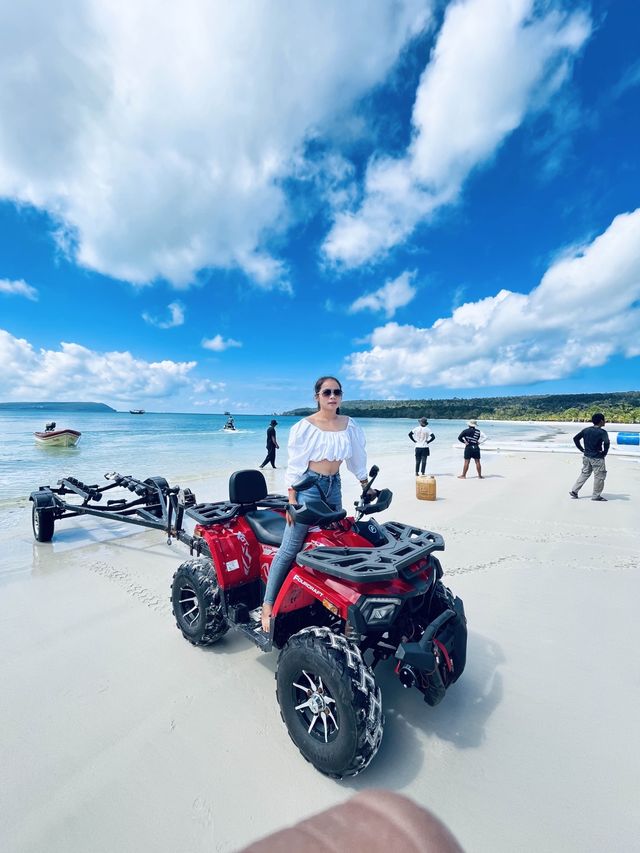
[229,469,286,546]
[244,510,286,546]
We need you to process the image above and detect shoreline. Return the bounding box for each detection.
[442,419,640,461]
[476,418,640,431]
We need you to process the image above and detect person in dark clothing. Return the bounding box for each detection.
[408,417,435,475]
[457,419,486,479]
[259,419,280,469]
[570,413,609,501]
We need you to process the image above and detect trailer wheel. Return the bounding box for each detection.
[171,557,228,645]
[32,504,55,542]
[144,477,169,518]
[276,627,383,778]
[144,476,169,493]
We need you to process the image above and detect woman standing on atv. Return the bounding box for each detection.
[261,376,370,632]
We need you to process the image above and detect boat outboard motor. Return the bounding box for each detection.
[45,421,56,432]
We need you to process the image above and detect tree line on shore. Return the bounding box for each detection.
[284,391,640,423]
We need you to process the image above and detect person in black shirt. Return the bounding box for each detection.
[457,420,486,479]
[570,413,610,501]
[259,419,280,469]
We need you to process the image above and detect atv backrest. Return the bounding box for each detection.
[229,469,268,505]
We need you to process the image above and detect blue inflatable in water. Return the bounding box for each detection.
[616,432,640,446]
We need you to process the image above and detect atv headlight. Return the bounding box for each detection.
[360,597,401,626]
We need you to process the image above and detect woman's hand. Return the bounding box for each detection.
[286,490,297,524]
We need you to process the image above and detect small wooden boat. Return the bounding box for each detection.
[34,422,81,447]
[129,409,145,414]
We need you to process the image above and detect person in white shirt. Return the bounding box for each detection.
[408,417,435,476]
[261,375,370,632]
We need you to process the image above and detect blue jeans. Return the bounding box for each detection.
[263,471,342,605]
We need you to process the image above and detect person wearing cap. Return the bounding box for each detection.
[457,419,487,479]
[408,417,435,476]
[259,419,280,469]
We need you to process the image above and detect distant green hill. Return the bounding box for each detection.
[284,391,640,423]
[0,401,117,412]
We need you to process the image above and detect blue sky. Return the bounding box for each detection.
[0,0,638,414]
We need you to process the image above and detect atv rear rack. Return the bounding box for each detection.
[297,521,444,583]
[186,495,288,526]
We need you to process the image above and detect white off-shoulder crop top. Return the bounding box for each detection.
[285,417,367,488]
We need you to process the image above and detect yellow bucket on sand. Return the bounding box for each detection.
[416,475,436,501]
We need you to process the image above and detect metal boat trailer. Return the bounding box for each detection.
[29,471,206,552]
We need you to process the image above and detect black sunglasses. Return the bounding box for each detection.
[320,388,343,398]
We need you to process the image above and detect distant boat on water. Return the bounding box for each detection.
[129,409,145,414]
[34,422,81,447]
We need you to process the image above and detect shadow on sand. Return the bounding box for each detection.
[344,630,504,790]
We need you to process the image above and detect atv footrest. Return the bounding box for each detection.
[234,622,272,652]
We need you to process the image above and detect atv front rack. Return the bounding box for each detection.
[297,521,444,583]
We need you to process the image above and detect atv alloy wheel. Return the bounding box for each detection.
[276,626,383,778]
[32,504,55,542]
[171,557,228,645]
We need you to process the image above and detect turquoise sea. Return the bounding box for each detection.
[0,409,548,530]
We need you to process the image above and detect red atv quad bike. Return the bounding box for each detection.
[171,465,467,778]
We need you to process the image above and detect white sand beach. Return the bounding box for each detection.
[1,428,639,853]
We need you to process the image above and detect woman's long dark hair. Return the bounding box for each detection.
[314,375,342,415]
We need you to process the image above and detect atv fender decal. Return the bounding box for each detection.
[225,559,240,572]
[292,573,323,598]
[234,530,252,576]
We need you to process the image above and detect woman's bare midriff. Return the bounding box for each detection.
[308,460,342,476]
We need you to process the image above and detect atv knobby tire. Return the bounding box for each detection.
[32,504,55,542]
[171,557,228,645]
[276,627,383,778]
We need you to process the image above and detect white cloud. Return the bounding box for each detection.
[192,379,226,395]
[349,271,417,319]
[0,0,433,287]
[0,329,196,402]
[193,398,228,407]
[345,208,640,389]
[613,59,640,100]
[324,0,591,267]
[0,278,38,300]
[202,334,242,352]
[142,301,185,329]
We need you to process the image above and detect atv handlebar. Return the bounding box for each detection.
[353,465,392,519]
[356,487,393,517]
